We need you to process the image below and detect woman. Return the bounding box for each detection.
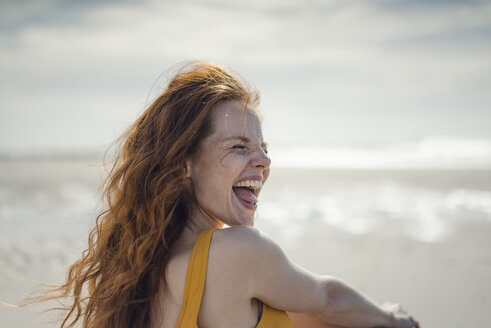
[48,61,419,328]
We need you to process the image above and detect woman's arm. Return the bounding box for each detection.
[298,279,416,328]
[224,226,418,328]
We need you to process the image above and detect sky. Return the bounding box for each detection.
[1,0,490,166]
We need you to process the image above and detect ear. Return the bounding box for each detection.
[185,160,192,179]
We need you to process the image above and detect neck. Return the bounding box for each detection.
[185,205,223,234]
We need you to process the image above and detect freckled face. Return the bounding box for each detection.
[188,101,271,227]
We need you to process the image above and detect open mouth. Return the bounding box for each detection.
[232,180,261,209]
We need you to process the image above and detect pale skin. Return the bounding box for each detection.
[150,101,419,328]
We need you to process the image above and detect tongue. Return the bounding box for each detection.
[233,187,258,204]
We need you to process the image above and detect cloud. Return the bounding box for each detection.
[1,0,490,153]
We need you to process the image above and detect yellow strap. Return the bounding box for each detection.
[175,228,217,328]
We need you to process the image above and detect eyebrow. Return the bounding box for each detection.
[223,136,268,148]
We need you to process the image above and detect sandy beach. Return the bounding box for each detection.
[1,160,490,327]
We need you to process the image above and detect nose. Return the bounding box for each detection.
[250,147,271,170]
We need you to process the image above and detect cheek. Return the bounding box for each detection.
[221,152,251,171]
[195,161,229,195]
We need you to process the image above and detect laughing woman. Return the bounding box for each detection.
[46,61,419,328]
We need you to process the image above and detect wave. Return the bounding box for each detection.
[259,182,491,243]
[271,137,491,169]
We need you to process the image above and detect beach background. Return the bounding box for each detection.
[1,1,491,327]
[1,159,491,327]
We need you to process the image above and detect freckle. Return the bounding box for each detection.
[224,113,230,132]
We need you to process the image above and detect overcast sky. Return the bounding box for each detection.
[1,0,490,156]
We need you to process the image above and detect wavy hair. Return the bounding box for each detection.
[44,61,259,327]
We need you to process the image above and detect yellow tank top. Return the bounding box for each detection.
[175,228,294,328]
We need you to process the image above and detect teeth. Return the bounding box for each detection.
[233,180,262,189]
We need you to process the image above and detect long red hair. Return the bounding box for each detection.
[45,61,258,327]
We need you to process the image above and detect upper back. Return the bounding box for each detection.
[150,226,262,328]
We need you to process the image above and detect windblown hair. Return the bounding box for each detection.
[45,61,259,327]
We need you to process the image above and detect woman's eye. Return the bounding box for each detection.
[232,144,247,150]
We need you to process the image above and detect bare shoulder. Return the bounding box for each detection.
[213,225,262,240]
[211,226,328,314]
[207,225,282,288]
[198,227,278,326]
[211,225,278,258]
